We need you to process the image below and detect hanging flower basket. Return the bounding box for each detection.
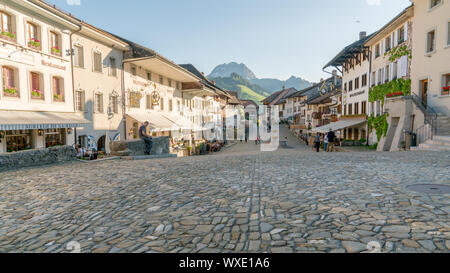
[386,92,403,98]
[442,86,450,95]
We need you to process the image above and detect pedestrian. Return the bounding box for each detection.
[139,121,153,155]
[327,129,336,152]
[324,133,329,152]
[314,133,321,153]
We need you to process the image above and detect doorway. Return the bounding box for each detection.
[420,79,428,108]
[97,135,106,153]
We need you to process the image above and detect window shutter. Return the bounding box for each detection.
[404,23,408,41]
[389,63,394,81]
[391,33,394,49]
[393,30,397,47]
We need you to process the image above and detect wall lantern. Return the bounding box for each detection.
[0,131,5,139]
[38,129,44,136]
[67,128,73,135]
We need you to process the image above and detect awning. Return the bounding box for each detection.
[0,111,90,130]
[162,112,204,132]
[311,119,366,133]
[127,111,178,132]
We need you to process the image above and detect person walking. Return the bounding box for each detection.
[314,133,321,153]
[327,129,336,152]
[139,121,153,155]
[323,133,329,152]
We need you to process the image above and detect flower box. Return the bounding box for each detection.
[53,94,64,102]
[31,90,44,99]
[3,88,19,97]
[28,39,41,50]
[442,86,450,95]
[51,47,62,56]
[386,92,403,98]
[0,31,16,42]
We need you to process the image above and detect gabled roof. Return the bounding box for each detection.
[179,64,224,92]
[241,100,259,108]
[224,91,241,105]
[308,90,341,105]
[263,88,297,105]
[289,77,341,105]
[323,33,376,69]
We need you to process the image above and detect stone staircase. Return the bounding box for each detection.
[412,114,450,151]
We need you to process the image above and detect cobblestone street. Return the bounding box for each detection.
[0,136,449,253]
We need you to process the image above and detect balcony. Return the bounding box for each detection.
[0,31,17,42]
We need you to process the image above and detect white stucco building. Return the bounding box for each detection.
[0,0,87,153]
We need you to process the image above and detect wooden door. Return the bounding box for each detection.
[421,79,428,107]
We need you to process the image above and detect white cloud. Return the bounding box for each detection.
[66,0,81,6]
[366,0,381,5]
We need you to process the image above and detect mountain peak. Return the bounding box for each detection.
[208,62,256,81]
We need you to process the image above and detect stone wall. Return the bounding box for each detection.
[0,146,77,172]
[110,137,170,156]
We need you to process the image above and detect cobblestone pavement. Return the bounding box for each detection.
[0,141,449,253]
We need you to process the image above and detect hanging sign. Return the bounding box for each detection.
[151,91,161,106]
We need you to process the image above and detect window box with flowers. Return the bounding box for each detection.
[53,94,64,102]
[51,46,61,56]
[3,87,18,97]
[31,89,44,100]
[442,86,450,96]
[28,38,41,50]
[0,31,16,42]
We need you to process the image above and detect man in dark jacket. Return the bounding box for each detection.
[327,129,336,152]
[139,121,153,155]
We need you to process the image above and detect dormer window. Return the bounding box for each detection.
[27,22,41,50]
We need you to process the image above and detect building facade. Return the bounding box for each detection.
[0,0,87,153]
[410,0,450,116]
[72,22,129,153]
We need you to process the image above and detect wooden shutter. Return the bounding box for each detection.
[404,23,408,41]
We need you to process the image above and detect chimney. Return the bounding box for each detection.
[359,31,367,40]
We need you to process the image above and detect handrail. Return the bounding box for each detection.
[410,93,438,144]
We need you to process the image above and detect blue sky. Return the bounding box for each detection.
[49,0,411,82]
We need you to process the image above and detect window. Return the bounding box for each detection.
[169,99,173,111]
[50,32,61,56]
[344,83,347,92]
[448,22,450,46]
[427,30,436,53]
[159,76,164,85]
[385,36,391,51]
[362,74,367,87]
[160,97,164,111]
[73,45,84,68]
[75,90,85,111]
[176,82,180,90]
[147,72,152,81]
[52,77,64,102]
[442,73,450,96]
[93,52,102,72]
[131,65,137,76]
[146,94,153,109]
[375,44,380,58]
[430,0,442,9]
[371,72,376,86]
[168,79,172,87]
[95,93,103,113]
[362,101,367,115]
[110,95,119,114]
[1,12,14,40]
[355,77,360,89]
[378,69,382,85]
[30,72,43,99]
[109,57,117,77]
[348,103,353,115]
[45,129,66,148]
[349,80,353,91]
[6,130,32,152]
[385,65,390,83]
[393,62,398,80]
[2,66,19,97]
[398,27,405,44]
[27,22,40,49]
[355,103,359,115]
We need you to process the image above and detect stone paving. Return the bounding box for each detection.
[0,138,449,253]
